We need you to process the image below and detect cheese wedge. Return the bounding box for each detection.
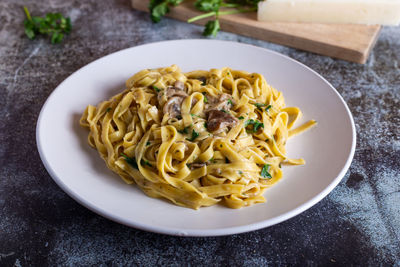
[257,0,400,25]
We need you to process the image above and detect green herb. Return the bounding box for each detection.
[141,159,152,167]
[253,103,266,109]
[146,141,151,146]
[279,163,282,168]
[265,105,272,111]
[23,6,71,44]
[152,85,161,92]
[245,119,264,133]
[187,129,200,141]
[238,116,244,120]
[149,0,183,23]
[203,95,208,103]
[203,19,220,36]
[221,109,229,114]
[187,0,261,36]
[227,99,233,106]
[121,153,138,169]
[238,170,243,175]
[105,107,112,113]
[178,126,190,134]
[204,122,208,129]
[265,139,269,142]
[191,113,201,118]
[260,164,272,179]
[149,1,261,36]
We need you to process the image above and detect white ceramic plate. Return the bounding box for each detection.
[36,40,355,236]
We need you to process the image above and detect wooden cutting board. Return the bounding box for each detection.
[132,0,381,63]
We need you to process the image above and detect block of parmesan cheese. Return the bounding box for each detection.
[257,0,400,25]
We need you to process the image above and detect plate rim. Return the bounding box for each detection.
[36,39,356,236]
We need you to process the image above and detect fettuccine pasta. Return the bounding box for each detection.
[80,65,316,209]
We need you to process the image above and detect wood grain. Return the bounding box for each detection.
[131,0,381,63]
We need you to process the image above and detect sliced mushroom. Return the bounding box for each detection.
[206,110,238,133]
[163,96,184,119]
[188,163,206,170]
[165,88,188,98]
[205,93,234,112]
[174,80,185,90]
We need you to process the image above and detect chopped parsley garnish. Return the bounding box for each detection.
[191,113,201,118]
[178,126,190,134]
[105,107,112,113]
[204,122,208,129]
[221,109,229,114]
[121,153,138,169]
[146,141,151,146]
[152,85,161,92]
[227,99,233,106]
[238,170,243,175]
[253,103,266,109]
[238,116,244,120]
[265,105,272,111]
[202,93,208,103]
[260,164,272,179]
[245,119,264,133]
[186,129,199,141]
[141,159,152,167]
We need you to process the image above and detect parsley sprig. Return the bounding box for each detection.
[23,6,71,44]
[149,0,262,36]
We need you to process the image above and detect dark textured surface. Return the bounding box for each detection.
[1,0,399,266]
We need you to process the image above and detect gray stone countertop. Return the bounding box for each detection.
[1,0,399,266]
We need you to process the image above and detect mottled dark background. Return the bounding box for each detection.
[1,0,399,266]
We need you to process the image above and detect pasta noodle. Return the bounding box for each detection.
[80,65,316,209]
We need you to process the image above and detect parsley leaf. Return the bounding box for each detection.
[149,0,183,23]
[152,85,161,92]
[195,0,221,12]
[260,164,272,179]
[227,99,233,106]
[141,159,152,167]
[105,107,112,113]
[245,119,264,133]
[203,19,220,36]
[253,103,266,109]
[23,6,71,44]
[178,126,190,134]
[121,153,138,169]
[187,129,200,141]
[265,105,272,111]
